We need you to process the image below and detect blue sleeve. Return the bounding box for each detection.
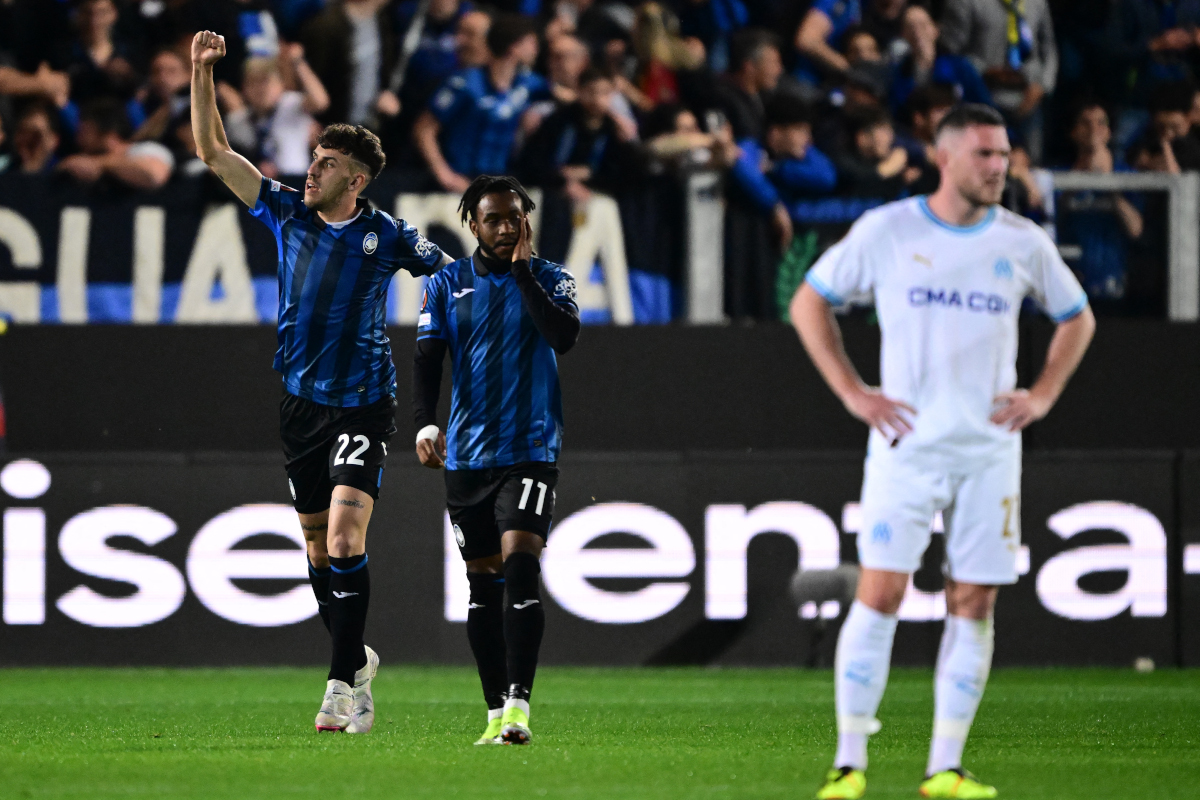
[526,72,552,103]
[773,148,838,193]
[429,73,470,124]
[954,56,993,106]
[385,215,445,276]
[542,262,579,309]
[248,177,304,236]
[417,274,449,341]
[729,139,781,211]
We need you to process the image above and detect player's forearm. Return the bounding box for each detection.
[1030,306,1095,406]
[294,58,330,115]
[413,114,452,178]
[102,156,171,190]
[413,337,447,429]
[0,66,44,96]
[512,261,581,354]
[191,64,231,161]
[791,283,867,403]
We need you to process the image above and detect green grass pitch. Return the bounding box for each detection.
[1,666,1196,799]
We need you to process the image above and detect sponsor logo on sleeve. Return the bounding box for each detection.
[414,235,437,258]
[554,272,578,302]
[418,313,432,327]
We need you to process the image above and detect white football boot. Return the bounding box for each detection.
[346,645,380,734]
[315,679,354,732]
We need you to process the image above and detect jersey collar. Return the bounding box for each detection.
[917,196,996,235]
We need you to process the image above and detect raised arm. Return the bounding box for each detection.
[790,282,915,440]
[190,31,263,207]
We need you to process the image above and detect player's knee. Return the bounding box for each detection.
[326,529,365,559]
[503,552,541,603]
[856,569,908,615]
[945,581,997,620]
[467,571,506,606]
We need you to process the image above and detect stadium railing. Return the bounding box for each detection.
[1049,170,1200,321]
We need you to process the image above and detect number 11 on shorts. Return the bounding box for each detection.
[518,478,548,515]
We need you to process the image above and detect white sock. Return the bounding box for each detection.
[927,615,994,776]
[833,601,898,770]
[503,697,530,718]
[488,708,503,721]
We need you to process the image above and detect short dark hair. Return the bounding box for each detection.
[486,13,536,59]
[15,97,61,134]
[316,124,386,180]
[729,28,779,73]
[935,103,1006,138]
[79,97,132,140]
[1149,81,1194,115]
[459,174,536,223]
[847,104,893,136]
[906,83,957,120]
[764,95,812,129]
[578,66,611,89]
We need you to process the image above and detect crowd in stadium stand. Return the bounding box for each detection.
[0,0,1197,319]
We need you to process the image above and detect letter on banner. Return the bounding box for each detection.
[176,204,257,322]
[706,502,840,619]
[564,194,634,325]
[57,506,186,627]
[542,503,694,624]
[56,207,90,323]
[1036,502,1168,620]
[187,504,313,626]
[132,206,166,323]
[0,207,43,322]
[1,459,51,624]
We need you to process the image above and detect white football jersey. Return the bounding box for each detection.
[806,197,1087,472]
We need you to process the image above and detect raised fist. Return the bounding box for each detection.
[192,31,226,67]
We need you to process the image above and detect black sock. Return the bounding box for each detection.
[502,552,544,699]
[327,553,370,685]
[308,558,331,633]
[466,571,508,710]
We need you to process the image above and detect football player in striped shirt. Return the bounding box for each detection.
[191,30,450,733]
[413,175,579,745]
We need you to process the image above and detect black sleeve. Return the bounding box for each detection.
[512,260,581,354]
[413,337,447,430]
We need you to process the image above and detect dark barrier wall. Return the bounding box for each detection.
[2,320,1199,452]
[0,451,1192,668]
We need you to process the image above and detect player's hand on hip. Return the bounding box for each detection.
[990,389,1052,431]
[843,386,916,442]
[192,31,226,67]
[416,428,447,469]
[513,214,534,262]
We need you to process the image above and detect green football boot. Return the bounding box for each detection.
[500,706,532,745]
[919,768,998,799]
[473,716,504,745]
[815,767,866,800]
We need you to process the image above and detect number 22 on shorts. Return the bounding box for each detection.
[518,478,549,515]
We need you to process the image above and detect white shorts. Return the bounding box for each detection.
[858,454,1022,585]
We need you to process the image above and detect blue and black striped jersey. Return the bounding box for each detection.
[418,254,578,470]
[250,177,444,407]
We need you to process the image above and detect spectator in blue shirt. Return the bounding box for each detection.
[889,4,990,115]
[413,13,548,193]
[1057,101,1144,305]
[794,0,862,84]
[725,95,837,318]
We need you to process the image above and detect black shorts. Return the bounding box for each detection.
[280,391,397,514]
[445,462,559,561]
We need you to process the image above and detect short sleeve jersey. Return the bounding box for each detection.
[250,177,445,407]
[418,254,578,470]
[429,66,550,177]
[806,196,1088,471]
